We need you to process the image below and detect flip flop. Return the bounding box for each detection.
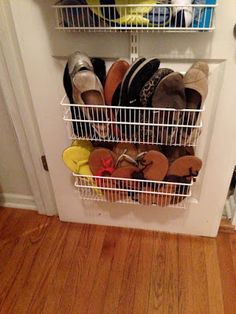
[156,183,177,207]
[104,59,130,106]
[136,186,159,206]
[113,143,138,168]
[88,148,116,176]
[62,140,93,174]
[138,150,169,181]
[168,155,202,182]
[112,165,140,190]
[162,146,195,164]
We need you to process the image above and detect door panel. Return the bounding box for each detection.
[8,0,236,236]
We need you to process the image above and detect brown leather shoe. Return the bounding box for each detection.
[104,59,130,106]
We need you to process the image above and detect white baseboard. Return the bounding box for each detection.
[0,193,36,210]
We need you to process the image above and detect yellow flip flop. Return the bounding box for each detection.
[62,140,102,196]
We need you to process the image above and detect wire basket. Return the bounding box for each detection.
[74,173,193,208]
[52,2,217,32]
[61,96,204,146]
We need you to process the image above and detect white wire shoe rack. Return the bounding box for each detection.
[74,174,192,208]
[52,2,217,32]
[61,96,204,146]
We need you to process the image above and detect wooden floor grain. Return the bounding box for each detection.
[0,208,236,314]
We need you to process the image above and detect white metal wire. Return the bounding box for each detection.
[52,2,217,32]
[61,96,204,146]
[73,173,193,208]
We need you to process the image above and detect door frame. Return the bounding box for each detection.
[0,1,57,216]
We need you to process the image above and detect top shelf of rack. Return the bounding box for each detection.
[52,1,217,33]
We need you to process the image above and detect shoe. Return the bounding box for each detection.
[68,51,93,80]
[182,61,209,145]
[138,150,169,181]
[140,68,173,107]
[117,57,146,138]
[184,61,209,110]
[62,140,93,174]
[171,0,193,27]
[168,155,202,182]
[91,57,106,87]
[104,59,130,106]
[88,148,116,176]
[151,72,186,144]
[73,70,110,139]
[152,72,186,109]
[112,165,140,190]
[128,57,161,107]
[113,143,138,167]
[119,57,146,107]
[162,146,194,164]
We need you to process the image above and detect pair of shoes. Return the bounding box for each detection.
[68,52,110,139]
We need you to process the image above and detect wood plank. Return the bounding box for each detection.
[190,237,210,314]
[86,227,121,314]
[132,230,154,314]
[148,232,166,314]
[116,229,141,314]
[217,232,236,314]
[102,228,131,314]
[57,224,106,314]
[162,233,179,314]
[177,235,194,314]
[229,233,236,277]
[204,238,225,314]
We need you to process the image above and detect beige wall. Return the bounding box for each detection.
[0,87,32,196]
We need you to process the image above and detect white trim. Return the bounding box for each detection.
[0,193,37,211]
[0,2,57,216]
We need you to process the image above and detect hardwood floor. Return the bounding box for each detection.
[0,208,236,314]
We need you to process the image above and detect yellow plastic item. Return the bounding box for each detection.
[86,0,156,25]
[71,139,94,151]
[62,141,93,174]
[62,140,102,196]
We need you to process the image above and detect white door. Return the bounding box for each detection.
[6,0,236,237]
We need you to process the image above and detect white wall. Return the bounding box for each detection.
[0,87,35,208]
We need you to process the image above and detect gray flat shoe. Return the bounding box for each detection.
[68,51,93,80]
